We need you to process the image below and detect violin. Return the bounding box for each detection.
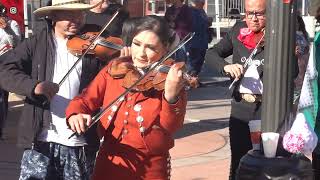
[107,57,198,91]
[67,31,123,61]
[57,10,120,87]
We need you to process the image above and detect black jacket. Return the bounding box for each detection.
[206,21,265,122]
[0,26,100,148]
[206,21,298,122]
[206,21,265,78]
[85,4,129,37]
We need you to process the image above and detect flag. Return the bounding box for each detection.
[299,32,319,133]
[283,31,320,155]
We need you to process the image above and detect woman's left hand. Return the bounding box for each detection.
[120,46,131,57]
[0,17,7,29]
[164,64,185,103]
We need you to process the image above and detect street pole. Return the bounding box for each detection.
[215,0,221,40]
[23,0,29,38]
[236,1,314,179]
[302,0,305,15]
[261,0,296,133]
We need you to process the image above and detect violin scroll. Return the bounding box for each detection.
[108,56,134,78]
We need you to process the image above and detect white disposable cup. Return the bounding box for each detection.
[248,120,261,150]
[261,132,280,158]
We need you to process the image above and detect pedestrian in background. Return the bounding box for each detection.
[0,3,21,55]
[165,0,192,62]
[0,3,21,139]
[293,15,310,106]
[86,0,129,37]
[187,0,210,87]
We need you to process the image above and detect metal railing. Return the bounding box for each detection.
[207,0,244,20]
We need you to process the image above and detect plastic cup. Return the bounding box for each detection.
[261,132,280,158]
[248,120,261,150]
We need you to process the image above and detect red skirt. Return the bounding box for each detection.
[92,141,171,180]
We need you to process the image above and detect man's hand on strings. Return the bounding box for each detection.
[223,64,244,80]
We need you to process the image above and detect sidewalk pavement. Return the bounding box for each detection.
[0,63,232,180]
[170,77,231,180]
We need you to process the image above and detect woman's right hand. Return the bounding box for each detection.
[223,64,244,80]
[68,114,92,134]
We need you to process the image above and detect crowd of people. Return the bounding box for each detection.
[0,0,319,179]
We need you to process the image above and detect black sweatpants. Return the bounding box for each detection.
[229,116,252,180]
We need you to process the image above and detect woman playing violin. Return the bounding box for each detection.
[66,15,187,180]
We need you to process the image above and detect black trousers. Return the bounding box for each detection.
[0,90,8,137]
[313,152,320,180]
[229,116,252,180]
[187,48,207,76]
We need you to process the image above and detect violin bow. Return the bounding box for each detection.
[68,32,195,139]
[58,10,120,87]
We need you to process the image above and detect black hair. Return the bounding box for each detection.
[121,17,141,46]
[132,15,171,47]
[316,7,320,23]
[296,15,309,41]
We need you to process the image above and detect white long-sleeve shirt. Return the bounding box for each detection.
[0,18,21,56]
[37,37,86,146]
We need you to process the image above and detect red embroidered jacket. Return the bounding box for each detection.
[66,59,187,154]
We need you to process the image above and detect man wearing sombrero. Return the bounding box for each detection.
[0,0,103,179]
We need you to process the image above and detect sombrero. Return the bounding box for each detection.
[33,0,101,18]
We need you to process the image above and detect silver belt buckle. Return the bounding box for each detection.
[242,94,256,103]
